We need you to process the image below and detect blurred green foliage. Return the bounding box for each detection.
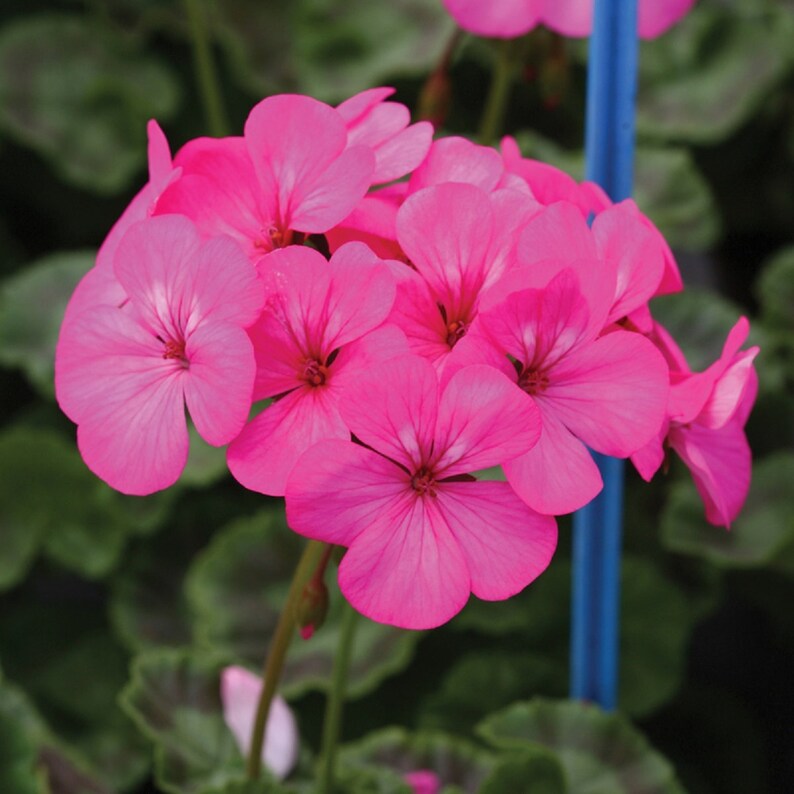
[1,0,793,792]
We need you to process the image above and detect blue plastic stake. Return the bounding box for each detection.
[570,0,639,710]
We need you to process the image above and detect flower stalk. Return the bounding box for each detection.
[246,539,328,779]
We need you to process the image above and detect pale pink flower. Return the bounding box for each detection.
[55,215,263,496]
[220,666,299,781]
[465,269,669,514]
[442,0,697,40]
[156,95,375,262]
[632,318,759,527]
[227,242,406,496]
[285,355,556,630]
[404,770,442,794]
[337,87,433,184]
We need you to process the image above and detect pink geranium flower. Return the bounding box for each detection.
[466,269,669,514]
[55,215,264,495]
[337,87,433,184]
[632,318,759,527]
[220,666,299,780]
[389,182,540,374]
[442,0,697,40]
[285,355,556,630]
[227,242,406,496]
[156,95,375,262]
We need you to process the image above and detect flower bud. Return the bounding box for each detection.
[294,577,329,640]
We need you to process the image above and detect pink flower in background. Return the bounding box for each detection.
[55,215,264,495]
[337,87,434,184]
[404,770,442,794]
[442,0,697,40]
[227,242,405,496]
[156,94,375,261]
[285,356,556,630]
[221,666,298,780]
[632,318,759,527]
[467,269,669,514]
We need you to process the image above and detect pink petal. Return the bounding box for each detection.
[541,0,593,38]
[56,306,189,495]
[408,137,504,193]
[285,439,414,547]
[220,666,299,781]
[699,348,759,430]
[436,480,557,600]
[504,409,603,515]
[228,385,348,496]
[183,323,257,446]
[434,366,541,477]
[244,95,374,232]
[370,121,434,184]
[519,201,596,263]
[338,491,470,629]
[336,87,396,125]
[638,0,696,39]
[442,0,540,38]
[630,424,668,482]
[330,324,410,389]
[543,330,669,457]
[339,356,439,471]
[61,265,127,326]
[669,419,751,528]
[404,770,442,794]
[156,137,271,258]
[592,200,665,322]
[396,183,494,306]
[479,270,591,369]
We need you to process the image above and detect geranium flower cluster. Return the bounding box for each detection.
[55,89,757,630]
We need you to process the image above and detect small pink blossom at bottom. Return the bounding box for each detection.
[220,666,299,781]
[404,769,442,794]
[285,356,556,630]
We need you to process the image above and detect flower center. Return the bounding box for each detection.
[445,319,469,348]
[518,367,549,395]
[411,466,438,497]
[162,337,188,366]
[254,224,294,252]
[303,358,329,387]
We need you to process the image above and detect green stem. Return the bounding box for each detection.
[478,40,518,146]
[317,600,359,794]
[246,539,327,780]
[182,0,230,137]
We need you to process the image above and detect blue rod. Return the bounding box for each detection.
[570,0,639,710]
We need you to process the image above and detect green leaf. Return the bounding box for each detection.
[186,510,421,699]
[661,452,794,567]
[181,423,231,487]
[479,750,567,794]
[636,1,794,144]
[0,14,180,193]
[420,652,565,734]
[477,699,687,794]
[0,689,46,794]
[0,425,174,586]
[339,727,495,793]
[120,649,254,794]
[756,246,794,331]
[452,558,692,718]
[110,527,198,654]
[632,147,720,251]
[0,250,93,398]
[213,0,450,102]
